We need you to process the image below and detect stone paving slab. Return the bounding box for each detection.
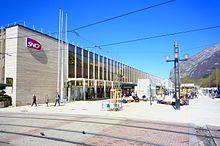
[82,120,189,146]
[207,125,220,146]
[1,94,220,126]
[1,94,220,145]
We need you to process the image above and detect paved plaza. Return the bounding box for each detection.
[0,93,220,145]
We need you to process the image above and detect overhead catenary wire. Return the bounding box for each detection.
[0,0,175,59]
[0,2,218,55]
[85,25,220,48]
[0,0,175,42]
[3,25,220,55]
[74,0,176,30]
[181,42,220,52]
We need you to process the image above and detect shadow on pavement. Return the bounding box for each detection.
[0,130,92,146]
[0,115,219,142]
[0,112,193,129]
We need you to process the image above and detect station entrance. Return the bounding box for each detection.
[66,79,113,101]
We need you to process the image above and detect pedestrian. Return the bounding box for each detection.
[45,94,49,107]
[54,92,60,106]
[31,94,37,106]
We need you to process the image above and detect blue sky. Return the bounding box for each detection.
[1,0,220,79]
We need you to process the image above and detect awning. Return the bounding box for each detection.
[122,83,137,89]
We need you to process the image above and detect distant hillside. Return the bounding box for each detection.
[169,43,220,82]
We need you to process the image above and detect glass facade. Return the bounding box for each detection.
[114,61,117,80]
[95,54,98,79]
[111,60,114,81]
[66,44,166,101]
[83,49,88,78]
[76,47,82,78]
[129,67,132,82]
[108,59,111,81]
[68,45,152,84]
[68,45,75,78]
[67,41,170,103]
[99,56,103,80]
[89,52,93,79]
[104,57,107,80]
[119,63,122,77]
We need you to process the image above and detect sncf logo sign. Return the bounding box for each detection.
[26,38,42,50]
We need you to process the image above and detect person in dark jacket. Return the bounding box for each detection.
[31,94,37,106]
[54,92,60,106]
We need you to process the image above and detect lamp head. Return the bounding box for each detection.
[166,55,170,62]
[184,54,189,60]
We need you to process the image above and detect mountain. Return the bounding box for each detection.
[169,43,220,81]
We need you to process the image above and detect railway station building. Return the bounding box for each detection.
[0,25,171,106]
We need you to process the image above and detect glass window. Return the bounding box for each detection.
[115,61,117,77]
[68,45,75,78]
[111,60,114,81]
[95,54,98,79]
[124,65,127,82]
[108,59,111,81]
[76,80,82,86]
[104,57,107,80]
[131,67,133,82]
[119,63,122,76]
[76,47,82,78]
[129,67,131,82]
[117,62,119,75]
[83,49,88,78]
[89,52,93,79]
[100,56,103,80]
[122,64,125,82]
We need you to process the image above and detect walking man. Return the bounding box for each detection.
[31,94,37,106]
[45,94,49,107]
[54,92,60,106]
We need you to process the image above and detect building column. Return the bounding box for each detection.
[104,80,106,98]
[94,80,97,99]
[83,79,86,100]
[68,85,71,102]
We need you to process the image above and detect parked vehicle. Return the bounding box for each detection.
[215,90,220,98]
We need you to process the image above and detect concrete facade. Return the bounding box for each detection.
[5,26,62,106]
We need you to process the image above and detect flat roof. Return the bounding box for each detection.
[6,24,58,42]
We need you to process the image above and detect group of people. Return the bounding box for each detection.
[31,92,61,107]
[207,89,220,98]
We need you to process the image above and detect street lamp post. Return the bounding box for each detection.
[149,84,152,105]
[114,73,123,90]
[166,41,188,110]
